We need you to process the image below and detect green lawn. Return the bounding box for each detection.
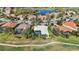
[55,35,79,44]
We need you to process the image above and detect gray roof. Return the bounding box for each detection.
[16,23,30,30]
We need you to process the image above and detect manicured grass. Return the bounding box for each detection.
[56,36,79,44]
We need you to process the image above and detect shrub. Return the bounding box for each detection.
[57,36,79,44]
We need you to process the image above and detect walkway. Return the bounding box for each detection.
[0,42,78,47]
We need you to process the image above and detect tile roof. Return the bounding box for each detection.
[63,21,77,28]
[2,22,17,28]
[59,26,71,32]
[55,25,71,32]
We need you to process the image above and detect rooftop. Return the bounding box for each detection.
[37,9,52,15]
[1,22,17,28]
[16,23,30,30]
[63,21,77,28]
[34,25,49,35]
[59,26,72,32]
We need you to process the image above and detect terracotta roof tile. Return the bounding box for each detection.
[56,24,72,32]
[60,26,71,32]
[2,22,16,28]
[63,21,77,28]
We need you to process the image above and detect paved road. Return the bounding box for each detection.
[0,42,79,47]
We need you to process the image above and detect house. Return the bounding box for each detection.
[16,15,24,20]
[72,15,79,20]
[54,20,79,36]
[15,23,30,34]
[1,21,17,28]
[50,18,62,25]
[53,24,72,38]
[37,15,47,20]
[34,25,49,36]
[27,14,36,20]
[1,21,17,32]
[37,9,51,15]
[36,9,52,20]
[63,21,77,31]
[55,24,72,32]
[64,10,76,17]
[53,20,79,36]
[63,15,78,21]
[53,20,78,34]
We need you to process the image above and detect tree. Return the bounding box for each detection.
[61,31,70,38]
[53,26,60,36]
[74,19,79,26]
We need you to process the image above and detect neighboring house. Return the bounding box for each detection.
[63,15,78,21]
[48,12,54,19]
[63,21,77,31]
[53,12,60,18]
[40,20,48,26]
[53,24,72,38]
[72,15,79,20]
[54,24,72,33]
[64,10,75,17]
[50,18,61,25]
[37,9,51,15]
[34,25,49,36]
[15,23,30,34]
[53,21,78,34]
[27,14,36,20]
[1,21,17,28]
[53,24,71,38]
[53,17,79,37]
[1,21,17,32]
[16,15,24,20]
[37,15,47,20]
[70,17,78,20]
[36,9,52,20]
